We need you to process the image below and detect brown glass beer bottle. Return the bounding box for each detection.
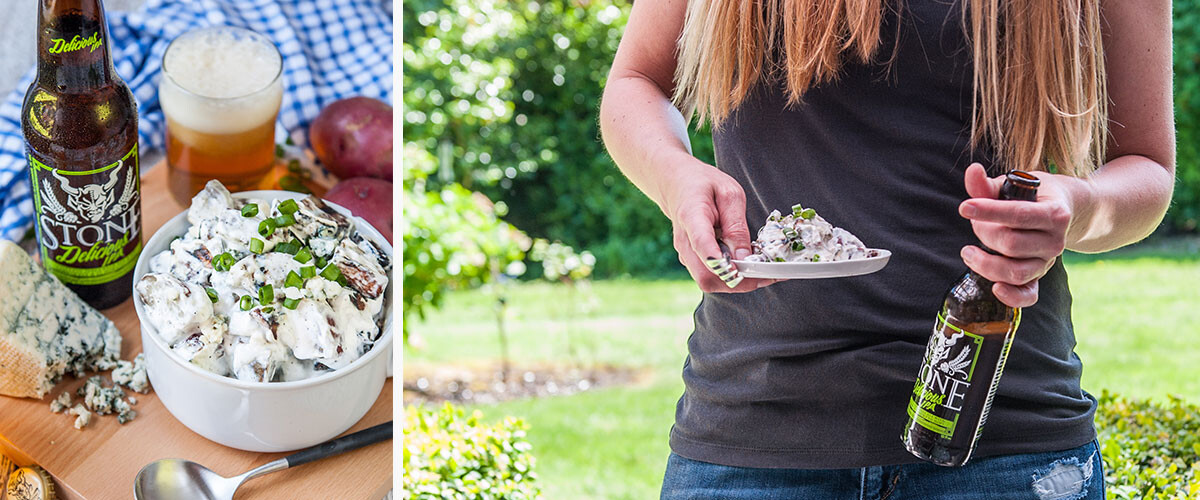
[21,0,141,309]
[901,170,1040,466]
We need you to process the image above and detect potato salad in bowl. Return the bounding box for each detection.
[135,180,390,383]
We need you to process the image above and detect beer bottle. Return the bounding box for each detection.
[21,0,141,309]
[901,170,1040,466]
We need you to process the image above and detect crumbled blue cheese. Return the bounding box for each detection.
[76,375,136,424]
[0,241,122,399]
[137,181,390,383]
[49,392,72,413]
[112,353,150,394]
[67,404,91,430]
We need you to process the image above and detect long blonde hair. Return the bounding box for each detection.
[672,0,1106,177]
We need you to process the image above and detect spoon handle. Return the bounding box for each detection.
[284,421,394,468]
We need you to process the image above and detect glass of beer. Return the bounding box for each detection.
[160,26,283,203]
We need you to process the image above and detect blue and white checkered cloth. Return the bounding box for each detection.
[0,0,393,242]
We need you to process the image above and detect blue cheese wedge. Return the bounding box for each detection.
[0,241,122,399]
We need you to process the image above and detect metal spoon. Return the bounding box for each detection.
[134,421,392,500]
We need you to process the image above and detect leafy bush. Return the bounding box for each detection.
[403,0,711,277]
[1097,391,1200,498]
[402,145,530,335]
[403,404,540,500]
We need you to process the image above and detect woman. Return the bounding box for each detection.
[599,0,1173,497]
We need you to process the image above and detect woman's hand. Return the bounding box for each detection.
[663,158,777,293]
[958,163,1093,307]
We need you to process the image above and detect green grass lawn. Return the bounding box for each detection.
[407,247,1200,500]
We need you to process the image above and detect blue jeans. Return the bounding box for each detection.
[661,440,1103,500]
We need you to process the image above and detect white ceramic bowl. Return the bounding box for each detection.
[132,190,393,452]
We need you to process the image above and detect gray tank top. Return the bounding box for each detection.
[669,0,1097,468]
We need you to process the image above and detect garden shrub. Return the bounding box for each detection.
[1096,391,1200,498]
[403,404,540,500]
[402,145,531,336]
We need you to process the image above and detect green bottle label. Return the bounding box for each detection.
[29,144,142,285]
[907,313,986,439]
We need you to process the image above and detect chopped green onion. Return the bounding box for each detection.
[205,287,218,303]
[315,257,327,269]
[261,306,275,314]
[300,266,317,279]
[239,295,254,311]
[212,252,234,272]
[285,271,303,288]
[259,284,274,304]
[282,298,300,310]
[320,265,342,282]
[811,255,821,262]
[278,199,299,215]
[287,159,302,174]
[278,239,302,255]
[275,144,285,158]
[274,213,296,228]
[800,208,816,220]
[791,241,805,252]
[258,219,276,238]
[293,247,313,264]
[337,275,350,288]
[240,204,259,217]
[249,238,265,254]
[782,227,798,240]
[791,204,804,217]
[774,257,786,262]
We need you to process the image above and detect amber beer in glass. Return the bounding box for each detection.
[21,0,141,309]
[902,171,1040,466]
[159,26,283,203]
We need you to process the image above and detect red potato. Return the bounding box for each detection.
[325,177,393,243]
[310,97,393,181]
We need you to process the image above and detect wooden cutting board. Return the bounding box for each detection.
[0,163,394,500]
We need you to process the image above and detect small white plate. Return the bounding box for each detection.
[732,249,892,279]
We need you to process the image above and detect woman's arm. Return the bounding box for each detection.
[958,0,1175,307]
[600,0,774,292]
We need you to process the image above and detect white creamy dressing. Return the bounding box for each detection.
[747,209,877,263]
[137,181,389,383]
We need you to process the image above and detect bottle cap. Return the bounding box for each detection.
[5,466,56,500]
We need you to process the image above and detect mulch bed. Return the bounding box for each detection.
[403,362,649,405]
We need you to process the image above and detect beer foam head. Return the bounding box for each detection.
[160,27,283,135]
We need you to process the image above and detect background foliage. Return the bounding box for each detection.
[1172,0,1200,232]
[402,144,530,334]
[403,0,713,278]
